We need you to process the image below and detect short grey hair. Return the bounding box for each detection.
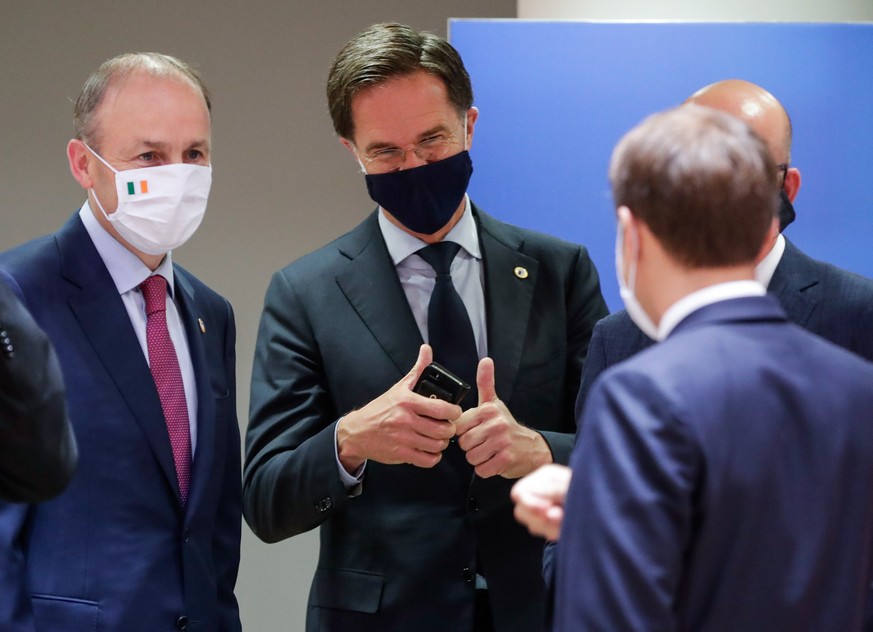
[73,52,211,149]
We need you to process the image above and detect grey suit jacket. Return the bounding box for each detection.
[244,204,608,632]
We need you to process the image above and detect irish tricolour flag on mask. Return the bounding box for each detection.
[126,180,149,196]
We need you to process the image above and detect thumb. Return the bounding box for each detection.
[477,357,497,404]
[403,344,433,390]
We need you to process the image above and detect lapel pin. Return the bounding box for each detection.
[198,318,206,334]
[514,266,529,279]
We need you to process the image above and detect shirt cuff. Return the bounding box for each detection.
[334,418,365,494]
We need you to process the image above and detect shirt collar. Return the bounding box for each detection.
[754,233,786,288]
[378,195,481,266]
[79,201,175,296]
[658,279,766,339]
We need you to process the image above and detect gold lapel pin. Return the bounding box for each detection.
[514,266,529,279]
[198,318,206,333]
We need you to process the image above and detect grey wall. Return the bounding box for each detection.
[0,2,514,630]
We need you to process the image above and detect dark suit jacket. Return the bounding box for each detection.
[555,296,873,631]
[244,205,608,632]
[544,238,873,626]
[577,238,873,412]
[0,214,242,631]
[0,271,76,503]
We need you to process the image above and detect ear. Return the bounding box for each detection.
[464,107,479,150]
[617,206,638,250]
[67,139,94,190]
[339,137,366,173]
[783,167,801,202]
[616,206,638,282]
[339,136,355,154]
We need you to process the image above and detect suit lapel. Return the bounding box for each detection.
[768,239,820,328]
[173,272,214,516]
[475,208,538,401]
[336,212,423,376]
[57,216,180,502]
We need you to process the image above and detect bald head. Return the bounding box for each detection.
[686,79,791,166]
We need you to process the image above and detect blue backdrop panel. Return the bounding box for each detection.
[449,20,873,310]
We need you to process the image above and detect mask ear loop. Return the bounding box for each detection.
[350,146,368,175]
[83,143,120,174]
[625,218,640,297]
[81,142,119,219]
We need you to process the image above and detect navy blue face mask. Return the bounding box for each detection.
[364,151,474,235]
[779,189,796,232]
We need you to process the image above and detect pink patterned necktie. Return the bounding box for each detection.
[140,275,191,505]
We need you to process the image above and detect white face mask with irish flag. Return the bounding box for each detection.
[84,143,212,256]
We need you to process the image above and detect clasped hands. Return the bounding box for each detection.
[337,344,552,479]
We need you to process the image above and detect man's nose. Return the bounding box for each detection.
[400,147,428,170]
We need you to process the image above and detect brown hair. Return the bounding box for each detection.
[326,23,473,141]
[609,104,777,268]
[74,52,211,150]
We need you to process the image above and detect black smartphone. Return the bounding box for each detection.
[413,362,470,405]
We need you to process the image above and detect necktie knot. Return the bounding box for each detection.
[418,242,462,277]
[140,275,168,317]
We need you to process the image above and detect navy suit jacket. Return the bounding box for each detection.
[0,214,242,631]
[555,296,873,631]
[244,205,608,632]
[543,238,873,628]
[0,271,77,503]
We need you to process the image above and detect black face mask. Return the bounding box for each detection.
[779,189,796,232]
[364,151,473,235]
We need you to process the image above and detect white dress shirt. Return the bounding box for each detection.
[658,280,767,340]
[335,196,485,488]
[79,203,198,453]
[379,195,487,359]
[755,233,786,289]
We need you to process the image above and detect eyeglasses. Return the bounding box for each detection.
[357,118,465,173]
[776,163,789,187]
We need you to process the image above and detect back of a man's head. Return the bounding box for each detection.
[326,22,473,140]
[610,104,777,269]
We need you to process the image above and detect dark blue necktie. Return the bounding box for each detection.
[418,242,479,408]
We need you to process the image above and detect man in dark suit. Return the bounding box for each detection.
[577,78,873,411]
[244,23,608,632]
[0,271,77,503]
[0,53,241,630]
[533,82,873,617]
[517,104,873,630]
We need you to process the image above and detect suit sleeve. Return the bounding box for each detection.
[243,270,351,543]
[213,299,243,631]
[537,245,609,464]
[0,501,36,629]
[554,370,698,632]
[573,319,608,425]
[0,272,77,504]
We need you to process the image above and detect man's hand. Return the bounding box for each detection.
[337,344,460,472]
[510,464,572,541]
[454,357,553,479]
